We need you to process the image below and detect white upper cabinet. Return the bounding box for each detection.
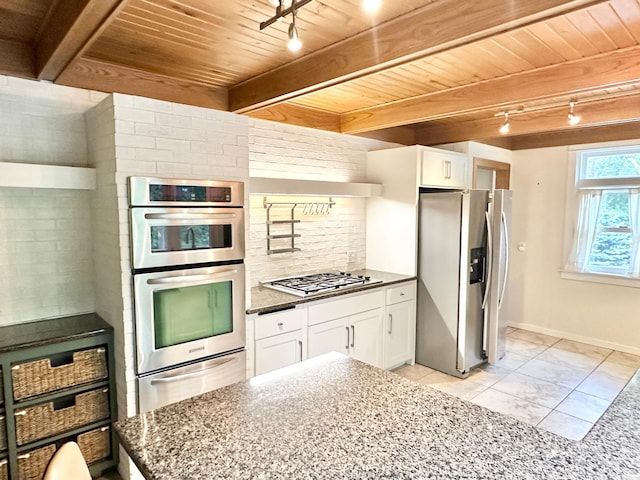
[420,148,469,189]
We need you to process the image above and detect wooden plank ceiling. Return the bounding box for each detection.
[1,0,640,149]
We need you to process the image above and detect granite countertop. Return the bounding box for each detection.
[114,353,640,480]
[0,313,112,353]
[247,269,416,315]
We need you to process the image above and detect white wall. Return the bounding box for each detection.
[506,145,640,354]
[247,119,396,285]
[0,76,106,325]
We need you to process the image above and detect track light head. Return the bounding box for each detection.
[363,0,382,12]
[568,101,581,125]
[499,112,510,134]
[288,22,302,52]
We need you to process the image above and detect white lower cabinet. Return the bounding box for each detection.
[308,290,385,368]
[249,282,416,377]
[252,307,307,376]
[383,281,417,369]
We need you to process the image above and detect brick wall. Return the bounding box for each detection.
[0,76,106,326]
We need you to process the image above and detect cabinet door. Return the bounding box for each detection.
[421,149,468,188]
[349,308,383,368]
[384,300,415,369]
[307,317,349,359]
[255,330,304,376]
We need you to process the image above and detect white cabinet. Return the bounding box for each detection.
[383,281,416,370]
[308,290,385,368]
[420,148,468,189]
[252,307,307,376]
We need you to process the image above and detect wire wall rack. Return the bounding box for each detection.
[263,196,335,254]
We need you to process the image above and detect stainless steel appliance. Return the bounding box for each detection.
[415,189,511,377]
[129,177,247,413]
[129,176,245,269]
[260,272,382,297]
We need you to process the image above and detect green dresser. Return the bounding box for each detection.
[0,314,117,480]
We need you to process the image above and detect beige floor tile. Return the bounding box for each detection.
[606,350,640,369]
[508,329,560,347]
[505,337,549,357]
[417,371,462,385]
[552,339,611,361]
[537,411,594,441]
[516,357,591,389]
[576,371,629,401]
[555,390,612,423]
[492,351,531,371]
[491,372,572,409]
[593,360,638,381]
[393,363,435,381]
[468,363,511,387]
[430,379,488,401]
[535,346,603,371]
[472,388,551,425]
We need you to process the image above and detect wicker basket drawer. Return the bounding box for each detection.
[0,416,6,452]
[12,347,108,401]
[17,444,56,480]
[78,425,111,465]
[15,388,110,446]
[0,458,7,480]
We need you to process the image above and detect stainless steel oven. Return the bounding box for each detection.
[129,177,247,413]
[129,177,244,269]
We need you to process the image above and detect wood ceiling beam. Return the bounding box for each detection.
[35,0,130,81]
[0,40,35,79]
[229,0,607,114]
[343,46,640,134]
[247,104,341,132]
[56,57,229,111]
[414,94,640,145]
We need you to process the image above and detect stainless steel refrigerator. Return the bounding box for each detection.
[415,189,511,377]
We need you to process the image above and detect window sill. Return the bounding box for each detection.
[560,270,640,289]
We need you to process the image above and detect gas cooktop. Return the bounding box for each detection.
[260,272,382,297]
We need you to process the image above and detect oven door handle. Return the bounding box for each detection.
[144,213,237,220]
[149,356,238,385]
[147,268,239,285]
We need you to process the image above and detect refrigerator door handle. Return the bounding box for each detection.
[481,211,493,310]
[499,210,510,308]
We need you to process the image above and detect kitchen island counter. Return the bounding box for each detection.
[247,269,415,315]
[114,353,640,479]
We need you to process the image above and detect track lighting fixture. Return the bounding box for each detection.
[568,101,581,126]
[363,0,382,12]
[260,0,312,52]
[499,112,510,134]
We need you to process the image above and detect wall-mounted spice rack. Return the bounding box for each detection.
[263,197,335,254]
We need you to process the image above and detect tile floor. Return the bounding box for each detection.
[394,327,640,441]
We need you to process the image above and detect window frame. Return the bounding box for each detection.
[562,142,640,288]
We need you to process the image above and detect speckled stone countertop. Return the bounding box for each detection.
[247,269,416,315]
[0,313,112,353]
[114,353,640,480]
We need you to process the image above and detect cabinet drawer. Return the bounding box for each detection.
[12,347,108,401]
[254,308,306,340]
[17,443,56,480]
[386,283,416,305]
[15,387,110,446]
[308,290,385,326]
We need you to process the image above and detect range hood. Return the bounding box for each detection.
[249,177,382,197]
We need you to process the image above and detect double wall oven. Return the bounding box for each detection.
[129,177,246,413]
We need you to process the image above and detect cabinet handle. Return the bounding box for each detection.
[298,340,303,362]
[277,322,284,328]
[14,410,27,417]
[388,314,393,334]
[345,326,350,350]
[351,325,355,348]
[17,454,30,460]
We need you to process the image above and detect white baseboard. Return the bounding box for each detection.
[508,321,640,356]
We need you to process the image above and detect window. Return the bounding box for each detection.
[564,146,640,280]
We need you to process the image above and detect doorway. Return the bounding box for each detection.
[473,158,510,190]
